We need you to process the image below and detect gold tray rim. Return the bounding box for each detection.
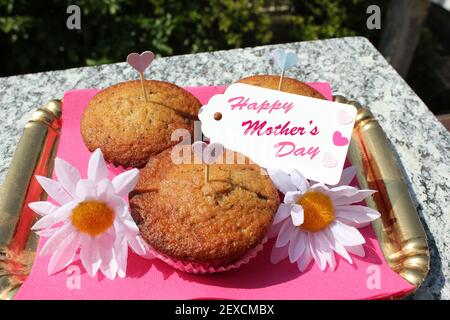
[0,96,430,300]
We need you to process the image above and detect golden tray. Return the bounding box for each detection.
[0,97,430,300]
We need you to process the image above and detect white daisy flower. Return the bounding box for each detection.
[29,149,148,280]
[268,166,380,272]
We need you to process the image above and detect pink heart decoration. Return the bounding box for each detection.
[126,51,154,73]
[332,131,349,147]
[192,141,224,164]
[322,152,338,168]
[337,110,353,125]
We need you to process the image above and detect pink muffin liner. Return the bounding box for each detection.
[142,237,268,274]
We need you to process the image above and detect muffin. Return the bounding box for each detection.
[236,74,326,100]
[80,80,201,168]
[129,147,280,271]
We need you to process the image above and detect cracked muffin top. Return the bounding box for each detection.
[129,147,280,265]
[236,74,326,100]
[80,80,201,168]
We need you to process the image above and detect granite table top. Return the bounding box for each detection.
[0,37,448,300]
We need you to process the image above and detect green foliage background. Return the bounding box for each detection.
[0,0,447,113]
[0,0,383,75]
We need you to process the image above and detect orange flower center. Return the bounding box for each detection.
[71,201,114,236]
[298,191,335,232]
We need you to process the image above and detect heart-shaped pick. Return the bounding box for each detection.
[192,141,224,164]
[322,152,338,168]
[126,51,154,73]
[332,131,350,147]
[273,48,299,71]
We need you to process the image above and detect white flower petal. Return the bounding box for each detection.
[80,235,101,277]
[329,220,366,246]
[31,214,56,231]
[290,204,304,226]
[54,158,81,197]
[127,235,147,256]
[335,166,356,186]
[327,185,359,199]
[115,240,129,278]
[270,243,289,264]
[309,231,332,271]
[91,242,102,273]
[284,191,302,204]
[333,189,376,206]
[108,196,128,218]
[99,229,116,249]
[289,170,309,193]
[47,232,80,275]
[99,239,118,280]
[267,168,297,194]
[334,241,353,264]
[335,205,381,227]
[112,169,139,197]
[324,228,353,264]
[104,224,117,240]
[31,201,77,230]
[36,228,59,238]
[113,215,137,239]
[79,235,92,272]
[288,230,307,263]
[97,179,115,202]
[99,225,116,245]
[273,203,291,224]
[29,201,58,216]
[345,244,365,257]
[39,224,74,256]
[326,247,336,271]
[319,231,337,271]
[309,182,330,194]
[275,219,296,248]
[113,218,125,236]
[297,234,313,272]
[88,149,109,183]
[36,176,72,205]
[76,179,97,200]
[120,216,139,234]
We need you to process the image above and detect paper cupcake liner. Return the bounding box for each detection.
[143,237,268,274]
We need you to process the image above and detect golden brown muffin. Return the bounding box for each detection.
[80,80,201,168]
[236,74,326,100]
[130,147,280,267]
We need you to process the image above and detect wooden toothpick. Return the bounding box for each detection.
[140,72,148,102]
[192,141,224,184]
[204,164,209,183]
[277,70,285,91]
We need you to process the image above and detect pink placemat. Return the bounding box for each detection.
[15,83,415,300]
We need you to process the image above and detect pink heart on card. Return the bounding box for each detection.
[126,51,154,73]
[337,110,353,125]
[322,152,338,168]
[333,131,349,146]
[192,141,224,164]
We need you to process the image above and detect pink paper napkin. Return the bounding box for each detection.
[15,83,414,300]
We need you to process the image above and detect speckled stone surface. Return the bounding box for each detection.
[0,37,448,299]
